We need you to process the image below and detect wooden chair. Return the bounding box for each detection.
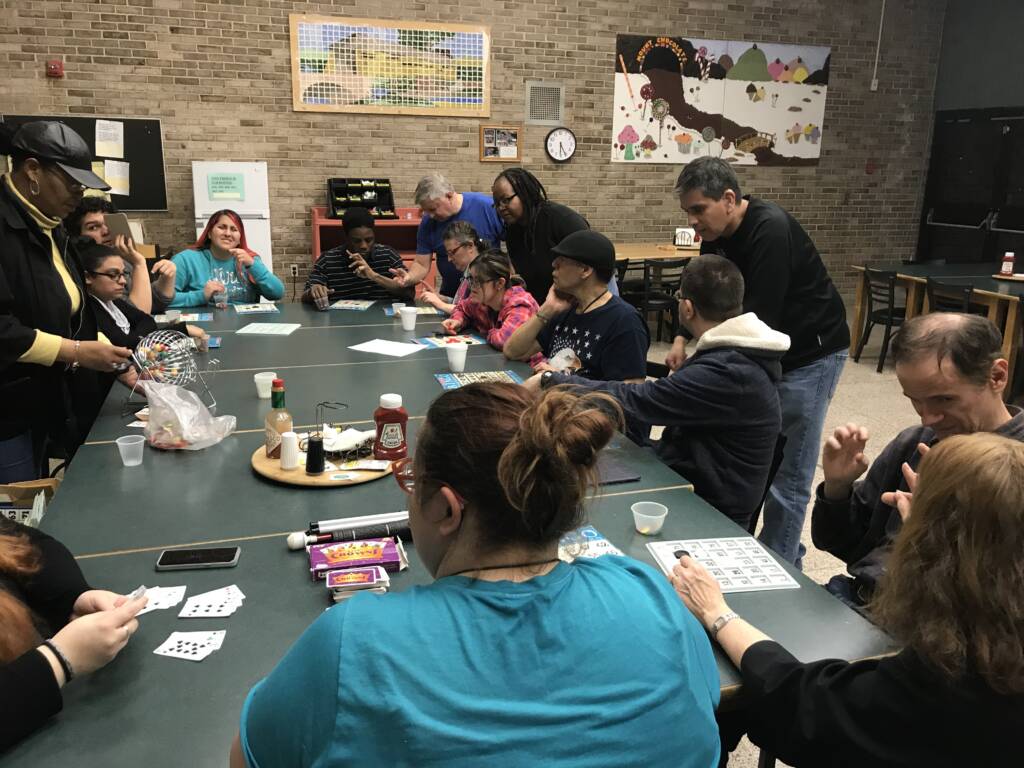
[634,258,688,341]
[926,276,974,314]
[853,267,906,372]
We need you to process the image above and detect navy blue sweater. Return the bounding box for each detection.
[557,343,783,528]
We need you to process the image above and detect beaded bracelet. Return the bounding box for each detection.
[42,639,75,683]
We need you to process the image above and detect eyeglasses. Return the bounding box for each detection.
[49,165,86,193]
[89,270,128,282]
[465,275,496,289]
[392,456,465,506]
[448,242,473,257]
[393,457,415,495]
[491,193,518,209]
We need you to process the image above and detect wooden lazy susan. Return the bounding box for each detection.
[250,447,393,488]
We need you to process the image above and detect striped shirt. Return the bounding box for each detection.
[306,243,404,301]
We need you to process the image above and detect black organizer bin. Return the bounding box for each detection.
[326,178,397,219]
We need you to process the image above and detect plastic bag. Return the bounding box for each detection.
[144,382,236,451]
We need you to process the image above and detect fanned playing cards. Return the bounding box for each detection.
[153,630,226,662]
[178,585,245,618]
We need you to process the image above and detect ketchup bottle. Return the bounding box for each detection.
[373,393,408,460]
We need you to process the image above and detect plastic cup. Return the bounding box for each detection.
[631,501,668,535]
[254,371,277,399]
[314,294,330,311]
[213,291,227,308]
[116,435,145,467]
[164,309,181,322]
[392,302,406,313]
[446,343,468,372]
[399,306,418,331]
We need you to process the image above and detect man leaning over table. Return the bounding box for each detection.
[669,157,849,568]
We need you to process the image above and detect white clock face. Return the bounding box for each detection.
[546,128,577,162]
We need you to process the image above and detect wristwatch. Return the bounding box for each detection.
[709,611,739,639]
[540,371,556,390]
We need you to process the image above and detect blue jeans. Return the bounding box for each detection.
[0,431,38,483]
[758,351,847,568]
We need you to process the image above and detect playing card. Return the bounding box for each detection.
[126,585,148,601]
[136,585,187,616]
[177,585,245,618]
[153,631,226,662]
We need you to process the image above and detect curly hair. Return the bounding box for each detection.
[872,433,1024,694]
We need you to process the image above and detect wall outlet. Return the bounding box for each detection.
[289,264,298,277]
[870,78,879,92]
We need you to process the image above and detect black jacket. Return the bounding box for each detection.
[0,519,91,751]
[557,313,788,528]
[506,201,589,304]
[810,406,1024,598]
[727,640,1024,767]
[701,197,849,372]
[0,181,95,458]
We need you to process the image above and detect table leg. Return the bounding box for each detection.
[908,281,925,318]
[849,271,867,355]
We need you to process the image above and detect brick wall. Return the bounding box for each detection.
[1,0,946,301]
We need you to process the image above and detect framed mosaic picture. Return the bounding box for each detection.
[479,124,521,162]
[290,14,491,117]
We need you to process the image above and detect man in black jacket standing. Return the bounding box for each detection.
[526,254,788,529]
[667,158,849,566]
[812,312,1024,606]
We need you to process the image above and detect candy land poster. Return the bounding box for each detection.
[612,35,831,166]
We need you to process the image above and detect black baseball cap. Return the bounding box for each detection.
[9,121,110,190]
[551,230,616,272]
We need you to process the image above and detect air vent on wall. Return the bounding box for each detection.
[525,81,564,126]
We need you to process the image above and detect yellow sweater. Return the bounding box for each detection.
[4,174,81,366]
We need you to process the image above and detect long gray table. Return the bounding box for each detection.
[7,487,893,768]
[7,300,894,765]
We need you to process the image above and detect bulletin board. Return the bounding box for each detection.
[0,114,167,210]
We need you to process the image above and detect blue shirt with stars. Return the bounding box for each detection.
[537,295,649,381]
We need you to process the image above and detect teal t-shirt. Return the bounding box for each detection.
[168,248,284,308]
[240,556,721,767]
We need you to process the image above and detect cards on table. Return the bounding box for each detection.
[383,305,443,316]
[134,585,188,616]
[413,334,486,348]
[434,370,523,390]
[330,299,375,311]
[153,630,226,662]
[208,336,222,349]
[154,312,212,323]
[647,538,800,593]
[233,303,279,314]
[178,584,245,618]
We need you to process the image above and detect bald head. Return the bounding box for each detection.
[892,313,1003,385]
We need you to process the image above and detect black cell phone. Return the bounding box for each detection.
[155,547,240,571]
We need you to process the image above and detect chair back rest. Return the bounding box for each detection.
[926,277,973,314]
[864,266,897,313]
[615,258,629,285]
[642,258,690,296]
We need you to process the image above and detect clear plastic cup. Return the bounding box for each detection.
[254,371,277,399]
[213,291,227,309]
[446,343,468,372]
[314,294,330,311]
[116,435,145,467]
[164,310,181,322]
[399,306,418,331]
[631,501,668,535]
[392,302,406,313]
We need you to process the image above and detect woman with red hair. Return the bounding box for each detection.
[169,210,283,308]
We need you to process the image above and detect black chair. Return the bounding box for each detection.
[853,267,905,372]
[926,276,974,314]
[634,258,689,342]
[615,258,630,286]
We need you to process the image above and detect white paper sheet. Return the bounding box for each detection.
[236,322,301,336]
[103,159,130,195]
[95,119,124,158]
[348,339,423,358]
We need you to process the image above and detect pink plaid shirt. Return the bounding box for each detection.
[451,285,540,355]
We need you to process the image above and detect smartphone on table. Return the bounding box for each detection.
[155,547,241,571]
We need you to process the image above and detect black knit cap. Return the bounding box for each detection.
[550,230,616,271]
[8,121,110,190]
